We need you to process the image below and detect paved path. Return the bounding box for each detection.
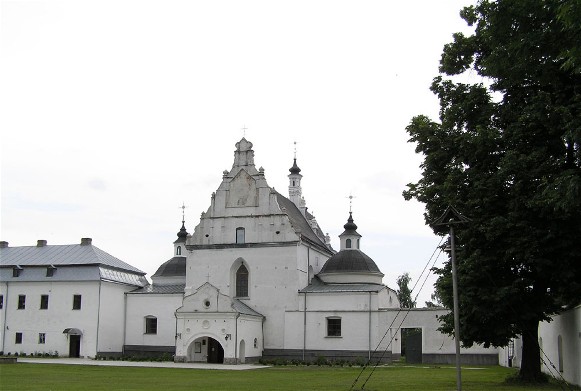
[18,357,269,371]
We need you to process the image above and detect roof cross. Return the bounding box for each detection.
[179,202,187,223]
[347,193,356,213]
[241,124,248,137]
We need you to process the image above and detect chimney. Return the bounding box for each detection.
[0,241,8,248]
[81,238,92,246]
[37,240,47,247]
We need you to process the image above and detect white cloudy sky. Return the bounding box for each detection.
[1,0,474,305]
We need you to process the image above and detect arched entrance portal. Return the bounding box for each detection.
[188,337,224,363]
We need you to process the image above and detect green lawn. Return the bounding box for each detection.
[0,363,573,391]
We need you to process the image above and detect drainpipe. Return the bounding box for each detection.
[368,292,372,361]
[235,313,240,363]
[122,292,128,356]
[2,282,9,353]
[303,292,307,361]
[95,280,102,357]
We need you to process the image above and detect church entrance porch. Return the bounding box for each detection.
[187,337,224,363]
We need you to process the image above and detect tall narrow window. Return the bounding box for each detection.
[557,335,563,372]
[17,295,26,310]
[176,246,181,255]
[145,316,158,334]
[73,294,82,310]
[39,333,46,344]
[40,295,49,310]
[236,227,245,244]
[0,294,3,309]
[236,264,249,297]
[15,332,23,344]
[346,239,352,248]
[327,317,341,337]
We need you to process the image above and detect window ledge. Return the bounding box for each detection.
[325,336,342,338]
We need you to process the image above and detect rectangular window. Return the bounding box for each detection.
[17,295,26,310]
[40,295,49,310]
[0,294,3,309]
[13,267,22,277]
[15,332,23,344]
[39,333,46,344]
[327,317,342,337]
[236,227,245,244]
[46,266,56,277]
[145,317,157,334]
[72,294,82,310]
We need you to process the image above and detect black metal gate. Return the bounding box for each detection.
[404,330,422,364]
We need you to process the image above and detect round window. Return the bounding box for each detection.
[204,300,211,308]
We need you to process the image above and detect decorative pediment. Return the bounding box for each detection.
[177,282,234,314]
[227,169,258,207]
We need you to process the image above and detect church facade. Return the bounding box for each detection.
[1,137,504,367]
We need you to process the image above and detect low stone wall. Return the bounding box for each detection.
[422,353,498,365]
[122,345,175,358]
[262,349,392,363]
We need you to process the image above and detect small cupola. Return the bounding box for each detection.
[339,212,362,250]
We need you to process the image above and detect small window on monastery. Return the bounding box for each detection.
[346,239,352,249]
[39,333,46,344]
[145,316,158,334]
[46,265,56,277]
[0,295,3,309]
[176,246,182,255]
[72,294,82,310]
[357,239,360,249]
[40,294,49,310]
[236,227,245,244]
[327,317,341,337]
[254,338,258,348]
[17,295,26,310]
[13,266,22,277]
[236,264,249,297]
[15,332,23,344]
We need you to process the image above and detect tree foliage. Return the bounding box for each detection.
[396,272,416,309]
[403,0,581,382]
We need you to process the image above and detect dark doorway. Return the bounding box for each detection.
[69,335,81,357]
[402,328,422,364]
[207,337,224,364]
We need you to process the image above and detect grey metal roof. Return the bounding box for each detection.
[300,276,386,293]
[275,192,332,254]
[319,249,382,274]
[0,244,145,274]
[232,299,264,317]
[129,283,186,294]
[0,264,147,287]
[152,257,186,277]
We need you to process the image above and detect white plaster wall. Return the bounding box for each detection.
[175,313,236,360]
[186,245,304,349]
[96,282,136,354]
[235,315,263,361]
[125,293,183,347]
[538,306,580,386]
[381,309,498,356]
[1,280,101,357]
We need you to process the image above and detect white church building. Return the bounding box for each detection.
[3,137,576,384]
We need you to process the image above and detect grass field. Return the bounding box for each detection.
[0,363,574,391]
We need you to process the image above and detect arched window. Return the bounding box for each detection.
[357,239,360,249]
[236,227,245,244]
[346,239,352,248]
[176,246,181,255]
[236,264,249,297]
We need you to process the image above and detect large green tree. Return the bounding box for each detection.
[403,0,581,382]
[396,272,416,309]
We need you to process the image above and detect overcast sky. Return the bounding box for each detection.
[1,0,475,305]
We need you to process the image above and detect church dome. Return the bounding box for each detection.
[152,256,186,277]
[289,158,301,174]
[320,250,380,274]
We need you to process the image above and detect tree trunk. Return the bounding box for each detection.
[519,319,545,382]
